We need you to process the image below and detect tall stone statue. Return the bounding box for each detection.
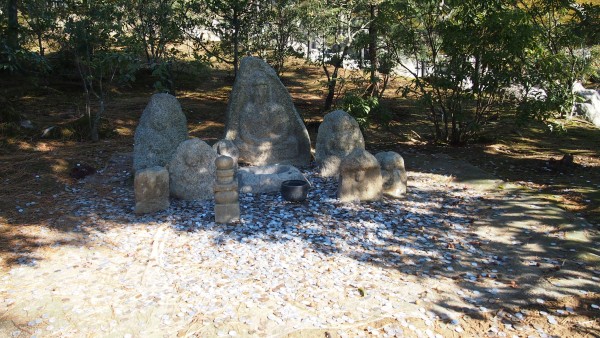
[224,57,311,167]
[133,93,188,172]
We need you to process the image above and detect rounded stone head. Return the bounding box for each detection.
[215,155,234,170]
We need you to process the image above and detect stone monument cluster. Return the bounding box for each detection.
[133,56,407,220]
[315,109,407,202]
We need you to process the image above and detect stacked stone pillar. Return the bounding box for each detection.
[214,156,240,224]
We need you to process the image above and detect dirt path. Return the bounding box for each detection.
[1,152,599,337]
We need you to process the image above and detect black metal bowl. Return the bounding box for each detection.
[281,180,309,202]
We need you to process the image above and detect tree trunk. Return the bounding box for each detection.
[91,98,102,142]
[473,53,481,96]
[7,0,19,51]
[37,32,45,57]
[366,4,378,97]
[306,35,310,61]
[359,48,364,68]
[233,9,240,77]
[324,45,349,112]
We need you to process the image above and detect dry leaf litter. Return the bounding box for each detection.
[1,161,599,337]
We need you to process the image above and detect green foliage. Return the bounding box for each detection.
[0,42,50,73]
[183,0,303,75]
[123,0,185,64]
[2,0,598,146]
[21,0,58,57]
[339,93,389,130]
[0,97,22,137]
[514,0,599,119]
[151,61,174,93]
[57,0,140,141]
[382,0,598,145]
[587,46,600,83]
[384,1,530,144]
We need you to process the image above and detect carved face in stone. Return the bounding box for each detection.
[184,148,201,167]
[254,80,269,103]
[240,74,288,141]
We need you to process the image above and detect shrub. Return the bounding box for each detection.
[339,93,390,130]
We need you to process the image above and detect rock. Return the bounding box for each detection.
[41,126,60,139]
[213,139,240,169]
[238,164,306,194]
[548,154,575,172]
[573,88,600,128]
[20,120,34,129]
[133,93,189,172]
[338,149,382,202]
[315,110,365,177]
[214,156,240,224]
[134,166,170,214]
[168,138,217,200]
[224,56,311,166]
[70,163,96,180]
[572,81,586,93]
[503,84,547,101]
[375,151,408,198]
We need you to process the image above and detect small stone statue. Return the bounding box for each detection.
[134,166,170,214]
[315,110,365,177]
[338,149,383,202]
[375,151,407,198]
[214,156,240,224]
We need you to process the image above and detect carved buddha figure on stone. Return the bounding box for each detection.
[224,57,310,166]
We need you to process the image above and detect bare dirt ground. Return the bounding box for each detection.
[1,59,599,336]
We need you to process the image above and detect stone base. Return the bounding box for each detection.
[215,204,240,224]
[238,164,305,194]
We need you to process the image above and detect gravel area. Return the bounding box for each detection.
[1,157,598,337]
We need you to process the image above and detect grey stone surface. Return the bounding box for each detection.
[238,164,306,194]
[573,88,600,128]
[133,93,188,172]
[338,149,382,202]
[315,110,365,177]
[213,139,240,169]
[224,56,311,166]
[134,166,170,214]
[168,138,217,200]
[375,151,407,198]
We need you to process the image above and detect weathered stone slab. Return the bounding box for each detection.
[315,110,365,177]
[134,166,170,214]
[133,93,188,172]
[338,149,382,202]
[224,56,311,166]
[375,151,407,198]
[168,138,217,200]
[238,164,305,194]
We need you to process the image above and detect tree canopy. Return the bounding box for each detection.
[1,0,598,143]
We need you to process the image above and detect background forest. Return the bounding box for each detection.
[1,0,599,143]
